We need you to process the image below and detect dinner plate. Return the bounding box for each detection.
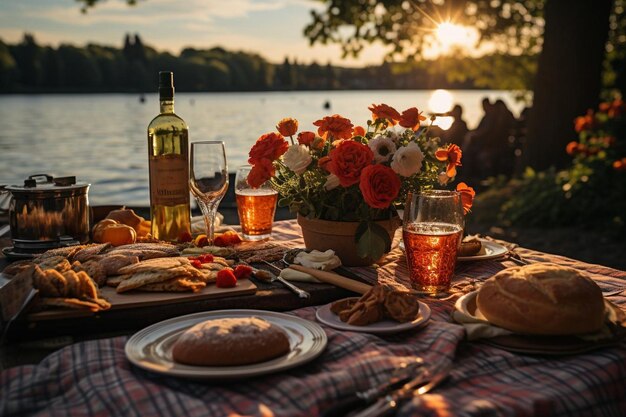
[455,291,625,355]
[315,298,431,334]
[125,309,327,380]
[398,239,508,262]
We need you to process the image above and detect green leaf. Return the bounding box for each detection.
[355,221,391,261]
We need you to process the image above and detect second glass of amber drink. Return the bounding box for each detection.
[235,165,278,240]
[403,190,464,296]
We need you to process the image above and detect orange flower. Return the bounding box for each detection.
[276,117,298,137]
[359,165,401,209]
[297,131,316,147]
[353,126,366,137]
[248,132,289,165]
[566,141,579,156]
[399,107,427,130]
[435,144,463,178]
[313,115,354,140]
[574,110,595,133]
[247,159,275,188]
[368,103,401,125]
[613,158,626,172]
[318,156,332,172]
[328,141,373,187]
[456,182,475,215]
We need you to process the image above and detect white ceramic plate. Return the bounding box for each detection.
[125,309,327,380]
[454,291,625,355]
[316,298,431,335]
[399,239,508,262]
[457,240,508,261]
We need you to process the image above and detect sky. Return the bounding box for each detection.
[0,0,392,66]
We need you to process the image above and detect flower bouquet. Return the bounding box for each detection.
[247,103,474,263]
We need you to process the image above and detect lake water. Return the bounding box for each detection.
[0,90,523,206]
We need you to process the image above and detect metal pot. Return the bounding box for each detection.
[1,174,90,245]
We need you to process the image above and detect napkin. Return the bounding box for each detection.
[279,250,342,283]
[191,213,229,234]
[451,309,513,340]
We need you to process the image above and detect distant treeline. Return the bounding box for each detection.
[0,33,535,93]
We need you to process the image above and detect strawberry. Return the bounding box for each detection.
[216,268,237,288]
[233,265,253,279]
[194,234,209,247]
[198,254,214,264]
[190,259,203,269]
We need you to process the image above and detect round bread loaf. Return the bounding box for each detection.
[476,263,605,335]
[172,317,290,366]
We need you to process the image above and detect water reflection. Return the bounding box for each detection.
[428,89,454,114]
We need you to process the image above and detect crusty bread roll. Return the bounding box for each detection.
[476,263,605,335]
[172,317,290,366]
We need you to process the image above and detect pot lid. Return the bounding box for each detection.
[4,174,90,194]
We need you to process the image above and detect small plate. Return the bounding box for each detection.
[398,239,508,262]
[2,247,36,261]
[455,291,625,355]
[316,298,431,335]
[125,309,327,380]
[457,240,508,261]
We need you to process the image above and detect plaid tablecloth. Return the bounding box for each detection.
[1,220,625,417]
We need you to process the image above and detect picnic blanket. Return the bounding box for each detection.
[1,220,625,417]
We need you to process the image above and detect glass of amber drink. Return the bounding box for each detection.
[235,165,278,240]
[403,190,464,296]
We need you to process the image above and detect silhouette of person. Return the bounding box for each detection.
[490,99,516,176]
[463,98,496,179]
[441,104,468,147]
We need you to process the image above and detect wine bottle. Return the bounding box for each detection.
[147,71,191,242]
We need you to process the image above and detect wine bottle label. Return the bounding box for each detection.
[149,155,190,206]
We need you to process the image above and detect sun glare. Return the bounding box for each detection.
[435,22,476,53]
[428,89,454,114]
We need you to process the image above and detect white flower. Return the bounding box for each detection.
[438,172,449,185]
[283,144,311,174]
[368,134,397,163]
[391,142,424,177]
[324,174,340,190]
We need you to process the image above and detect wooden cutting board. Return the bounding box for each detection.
[25,278,257,321]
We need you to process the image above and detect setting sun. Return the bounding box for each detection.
[435,22,477,53]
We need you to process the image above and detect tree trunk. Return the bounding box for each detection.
[524,0,613,170]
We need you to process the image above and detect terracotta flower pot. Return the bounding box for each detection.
[297,214,401,267]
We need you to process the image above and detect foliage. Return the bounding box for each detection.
[246,105,474,260]
[491,99,626,234]
[0,33,544,93]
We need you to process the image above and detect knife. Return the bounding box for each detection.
[322,359,426,417]
[350,364,451,417]
[288,265,372,295]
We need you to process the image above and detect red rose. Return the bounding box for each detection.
[359,165,400,209]
[247,159,275,188]
[248,132,289,165]
[328,141,373,187]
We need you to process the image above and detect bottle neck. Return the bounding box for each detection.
[160,99,174,114]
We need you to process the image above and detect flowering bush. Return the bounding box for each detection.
[247,104,474,260]
[496,98,626,234]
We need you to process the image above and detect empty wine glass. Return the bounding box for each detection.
[189,141,228,245]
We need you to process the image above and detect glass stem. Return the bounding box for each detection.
[198,199,218,244]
